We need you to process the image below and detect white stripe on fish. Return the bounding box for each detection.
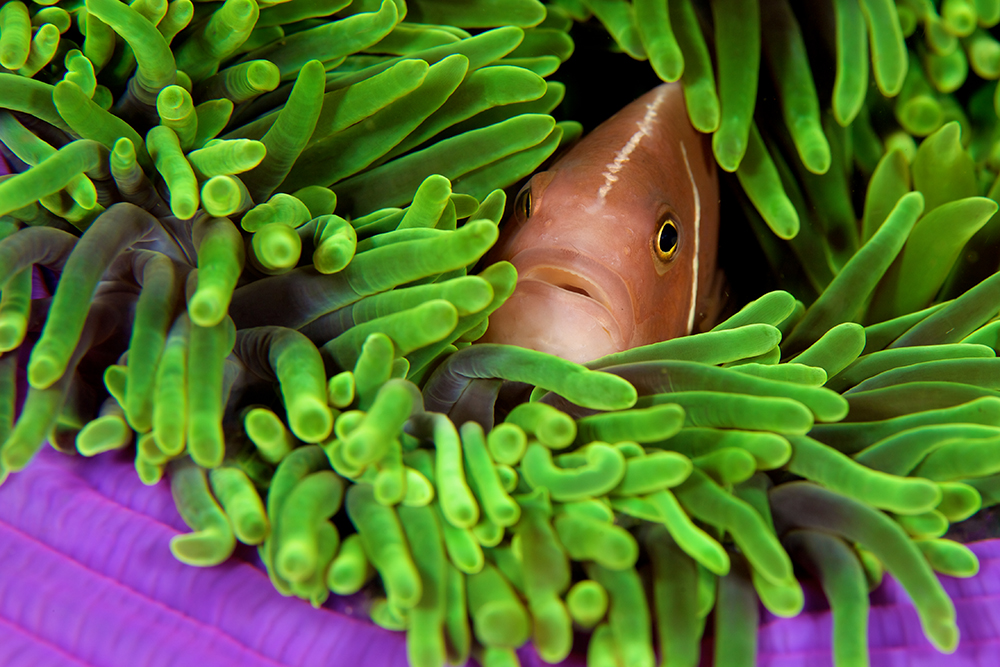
[597,86,669,201]
[681,141,701,334]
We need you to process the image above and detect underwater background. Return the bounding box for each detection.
[6,0,1000,665]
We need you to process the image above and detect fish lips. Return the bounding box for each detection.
[483,247,636,362]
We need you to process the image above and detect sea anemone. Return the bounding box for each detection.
[4,0,1000,666]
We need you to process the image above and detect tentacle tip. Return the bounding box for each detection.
[290,400,334,443]
[169,531,233,567]
[26,354,61,390]
[277,546,317,583]
[1,442,34,472]
[188,293,225,328]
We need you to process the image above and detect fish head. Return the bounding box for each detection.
[479,82,719,363]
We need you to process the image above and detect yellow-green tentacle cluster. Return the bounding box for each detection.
[5,1,1000,667]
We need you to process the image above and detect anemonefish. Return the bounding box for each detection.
[480,82,723,363]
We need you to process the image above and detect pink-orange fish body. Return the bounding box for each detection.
[481,82,721,363]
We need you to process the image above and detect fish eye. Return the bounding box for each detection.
[514,184,532,220]
[655,216,680,261]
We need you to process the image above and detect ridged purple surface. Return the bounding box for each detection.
[0,447,409,667]
[0,443,999,667]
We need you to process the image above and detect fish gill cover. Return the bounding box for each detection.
[2,0,1000,666]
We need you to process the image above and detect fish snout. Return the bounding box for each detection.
[479,248,636,363]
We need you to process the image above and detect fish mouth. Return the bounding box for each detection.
[507,247,636,346]
[521,265,605,301]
